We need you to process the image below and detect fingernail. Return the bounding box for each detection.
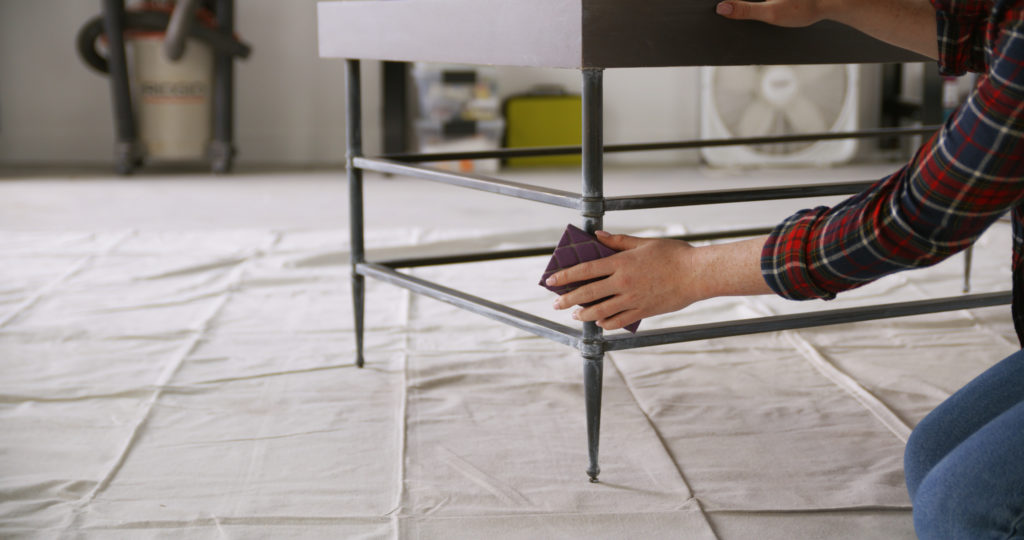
[595,230,610,238]
[545,276,557,286]
[571,309,581,320]
[552,299,561,310]
[716,2,733,15]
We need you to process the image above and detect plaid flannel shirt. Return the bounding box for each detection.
[760,0,1024,343]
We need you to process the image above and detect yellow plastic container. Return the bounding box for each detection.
[504,93,582,167]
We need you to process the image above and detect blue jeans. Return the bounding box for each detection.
[904,348,1024,539]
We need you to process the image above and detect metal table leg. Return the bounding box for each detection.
[581,68,605,482]
[963,245,974,293]
[346,59,366,368]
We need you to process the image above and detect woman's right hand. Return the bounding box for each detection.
[714,0,830,28]
[714,0,939,60]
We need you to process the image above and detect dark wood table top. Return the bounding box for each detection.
[317,0,928,68]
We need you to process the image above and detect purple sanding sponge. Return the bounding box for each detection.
[539,224,641,333]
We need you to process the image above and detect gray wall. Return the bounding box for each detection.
[0,1,885,168]
[1,1,119,164]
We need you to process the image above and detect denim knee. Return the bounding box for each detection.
[905,349,1024,502]
[912,469,969,539]
[912,466,1024,540]
[903,410,944,501]
[910,400,1024,539]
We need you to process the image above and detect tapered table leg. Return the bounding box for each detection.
[583,349,604,482]
[581,67,605,482]
[346,59,366,368]
[963,245,973,293]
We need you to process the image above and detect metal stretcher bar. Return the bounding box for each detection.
[604,181,876,211]
[605,291,1013,351]
[377,227,778,269]
[382,125,941,163]
[353,157,582,209]
[357,262,581,348]
[360,261,1011,355]
[354,155,879,212]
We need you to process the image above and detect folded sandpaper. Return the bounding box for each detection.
[539,224,641,333]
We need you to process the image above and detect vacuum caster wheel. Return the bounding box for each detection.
[211,155,233,174]
[114,157,134,175]
[114,142,142,175]
[210,140,235,174]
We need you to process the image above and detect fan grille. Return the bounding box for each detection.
[711,65,849,155]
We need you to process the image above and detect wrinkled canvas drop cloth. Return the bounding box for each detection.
[0,224,1015,539]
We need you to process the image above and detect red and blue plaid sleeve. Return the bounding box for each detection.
[932,0,993,74]
[762,1,1024,301]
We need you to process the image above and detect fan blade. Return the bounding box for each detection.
[783,95,829,133]
[792,65,841,87]
[736,99,777,137]
[794,65,848,119]
[716,66,759,92]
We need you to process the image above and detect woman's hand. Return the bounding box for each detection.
[547,232,774,331]
[547,231,702,331]
[715,0,829,28]
[714,0,939,60]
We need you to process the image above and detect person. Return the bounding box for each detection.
[545,0,1024,537]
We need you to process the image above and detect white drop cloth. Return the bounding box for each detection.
[0,222,1016,539]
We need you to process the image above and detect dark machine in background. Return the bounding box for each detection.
[881,63,946,149]
[78,0,251,174]
[382,61,411,155]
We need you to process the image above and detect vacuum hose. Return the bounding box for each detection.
[76,9,251,74]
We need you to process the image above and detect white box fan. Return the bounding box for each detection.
[700,64,859,167]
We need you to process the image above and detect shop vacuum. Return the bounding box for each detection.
[77,0,251,174]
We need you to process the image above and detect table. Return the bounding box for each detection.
[317,0,1012,482]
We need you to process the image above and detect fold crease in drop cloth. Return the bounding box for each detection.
[0,224,1015,539]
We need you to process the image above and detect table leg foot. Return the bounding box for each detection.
[584,351,603,483]
[353,273,365,368]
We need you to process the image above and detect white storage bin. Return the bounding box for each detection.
[415,118,505,173]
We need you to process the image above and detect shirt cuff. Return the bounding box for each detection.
[760,208,839,301]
